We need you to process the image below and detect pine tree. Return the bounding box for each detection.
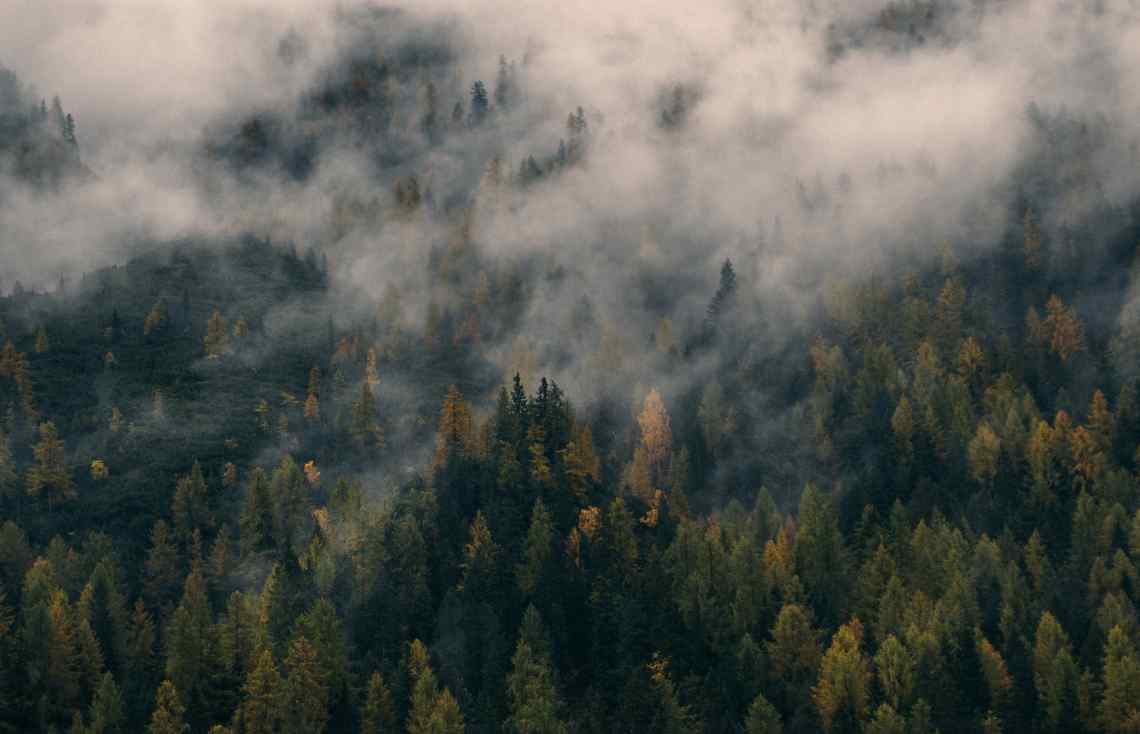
[645,654,699,733]
[506,606,567,734]
[794,484,849,627]
[143,521,181,613]
[164,561,217,725]
[706,259,738,323]
[124,598,157,714]
[469,81,490,127]
[78,559,128,678]
[240,649,281,734]
[460,511,499,604]
[767,603,822,715]
[864,704,906,734]
[88,671,125,734]
[26,421,75,511]
[240,469,274,553]
[63,113,77,146]
[280,636,328,734]
[172,462,210,541]
[406,639,465,734]
[517,499,556,602]
[351,382,382,448]
[361,671,396,734]
[1034,611,1079,732]
[1100,624,1140,734]
[873,634,914,712]
[744,692,783,734]
[147,680,186,734]
[0,431,17,504]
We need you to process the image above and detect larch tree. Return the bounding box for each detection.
[26,421,75,511]
[1100,625,1140,734]
[241,649,282,734]
[864,704,906,734]
[143,300,166,337]
[632,389,672,499]
[147,680,186,734]
[240,468,274,554]
[280,636,329,734]
[873,634,914,712]
[361,671,396,734]
[813,617,872,733]
[431,385,475,474]
[406,639,465,734]
[1033,611,1079,732]
[968,422,1002,486]
[164,560,217,723]
[143,520,182,617]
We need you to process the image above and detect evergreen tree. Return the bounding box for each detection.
[240,649,281,734]
[506,607,567,734]
[280,636,328,734]
[88,671,125,734]
[406,639,465,734]
[361,671,396,734]
[1100,625,1140,734]
[164,561,217,728]
[240,468,274,553]
[147,681,186,734]
[469,81,490,127]
[744,692,783,734]
[25,422,75,511]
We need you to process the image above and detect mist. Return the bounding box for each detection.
[4,0,1140,426]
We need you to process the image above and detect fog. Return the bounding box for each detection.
[3,0,1140,408]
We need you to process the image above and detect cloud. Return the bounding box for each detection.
[2,0,1140,384]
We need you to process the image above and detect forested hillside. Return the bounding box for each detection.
[3,1,1140,733]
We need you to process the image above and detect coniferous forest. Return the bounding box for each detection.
[4,1,1140,732]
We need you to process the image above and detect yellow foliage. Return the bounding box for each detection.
[578,506,601,540]
[303,460,321,486]
[90,459,108,481]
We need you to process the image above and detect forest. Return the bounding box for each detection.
[3,1,1140,733]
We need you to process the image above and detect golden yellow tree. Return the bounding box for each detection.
[431,386,475,474]
[968,422,1001,486]
[813,617,871,732]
